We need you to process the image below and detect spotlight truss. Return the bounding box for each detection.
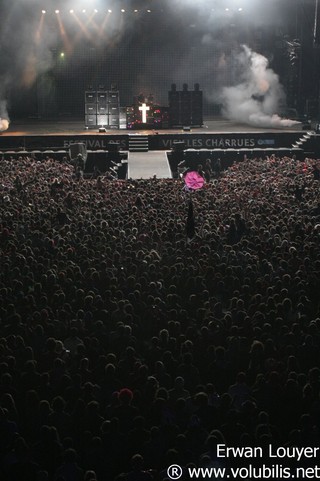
[40,8,155,15]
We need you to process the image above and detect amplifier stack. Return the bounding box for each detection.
[85,89,120,129]
[168,83,203,128]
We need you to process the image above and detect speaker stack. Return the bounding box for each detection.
[108,91,120,129]
[85,88,120,128]
[168,83,203,127]
[168,84,180,126]
[191,83,203,127]
[96,91,108,126]
[180,83,192,126]
[85,91,97,127]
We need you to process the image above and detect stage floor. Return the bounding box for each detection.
[1,116,304,136]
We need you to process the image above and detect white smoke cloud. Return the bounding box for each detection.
[0,99,9,131]
[0,119,9,132]
[0,3,55,123]
[247,113,298,128]
[219,45,300,128]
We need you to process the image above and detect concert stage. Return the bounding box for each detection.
[1,119,318,176]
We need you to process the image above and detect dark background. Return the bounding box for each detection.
[1,0,320,119]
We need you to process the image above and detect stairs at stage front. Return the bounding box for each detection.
[128,135,149,152]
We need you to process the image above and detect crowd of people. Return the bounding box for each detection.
[1,153,320,480]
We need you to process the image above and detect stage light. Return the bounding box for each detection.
[42,10,46,14]
[82,9,86,13]
[225,8,230,12]
[94,9,98,13]
[134,9,138,13]
[121,9,125,13]
[55,10,59,14]
[238,7,243,11]
[70,9,74,14]
[108,9,112,13]
[60,52,65,58]
[147,9,151,13]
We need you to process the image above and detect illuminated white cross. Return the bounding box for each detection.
[139,103,150,123]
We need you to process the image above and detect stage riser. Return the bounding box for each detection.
[0,132,308,152]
